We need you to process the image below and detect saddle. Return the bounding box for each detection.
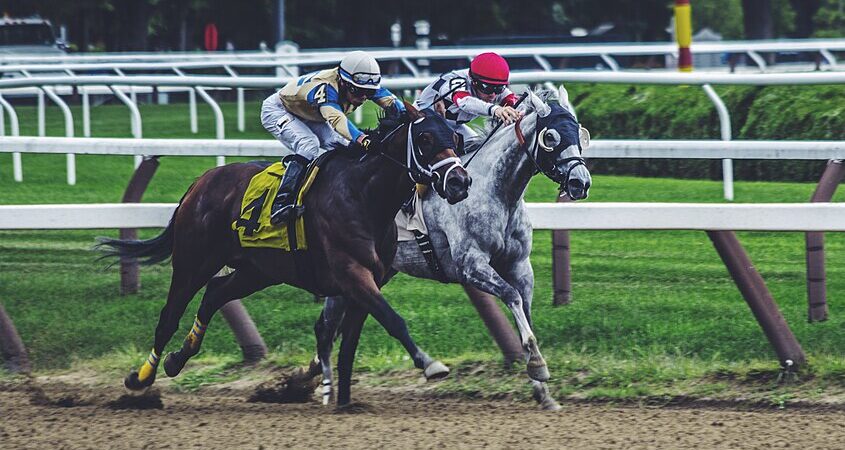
[232,153,334,251]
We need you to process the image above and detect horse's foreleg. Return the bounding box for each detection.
[336,265,449,390]
[459,258,549,383]
[336,305,367,407]
[314,296,348,405]
[162,268,270,378]
[505,261,561,410]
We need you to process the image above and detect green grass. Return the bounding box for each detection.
[3,99,845,404]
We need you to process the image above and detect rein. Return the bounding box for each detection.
[463,92,529,169]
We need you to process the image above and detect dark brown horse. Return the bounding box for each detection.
[98,104,471,405]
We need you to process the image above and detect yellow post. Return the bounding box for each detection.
[675,0,693,72]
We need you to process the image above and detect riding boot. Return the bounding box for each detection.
[270,154,311,225]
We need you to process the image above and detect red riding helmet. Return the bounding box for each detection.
[469,52,510,85]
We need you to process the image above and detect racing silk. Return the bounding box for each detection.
[278,68,405,141]
[414,69,516,130]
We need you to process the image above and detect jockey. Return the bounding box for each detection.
[414,52,522,154]
[261,50,406,224]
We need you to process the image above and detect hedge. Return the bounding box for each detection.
[566,83,845,182]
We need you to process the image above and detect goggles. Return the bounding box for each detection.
[472,79,506,95]
[340,68,381,87]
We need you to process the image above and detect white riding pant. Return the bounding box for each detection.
[456,124,483,154]
[260,93,348,161]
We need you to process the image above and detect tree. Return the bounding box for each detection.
[788,0,821,37]
[741,0,774,39]
[810,0,845,38]
[694,0,744,39]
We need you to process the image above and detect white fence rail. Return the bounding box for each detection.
[3,38,845,72]
[3,136,845,160]
[9,69,845,91]
[2,202,844,232]
[5,69,845,197]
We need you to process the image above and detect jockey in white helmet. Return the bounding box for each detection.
[415,52,522,153]
[261,50,406,224]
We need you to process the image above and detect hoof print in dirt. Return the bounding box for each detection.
[108,391,164,410]
[29,390,91,408]
[333,401,378,414]
[248,369,320,404]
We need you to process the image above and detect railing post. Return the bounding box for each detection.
[552,194,573,306]
[120,157,160,295]
[0,94,22,181]
[463,285,524,367]
[702,84,734,201]
[41,87,76,185]
[707,230,806,367]
[0,303,30,374]
[216,267,267,363]
[806,159,845,322]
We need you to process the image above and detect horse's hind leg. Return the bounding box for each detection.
[125,261,221,391]
[163,266,271,378]
[314,296,347,405]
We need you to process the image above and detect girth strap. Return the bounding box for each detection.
[411,230,449,283]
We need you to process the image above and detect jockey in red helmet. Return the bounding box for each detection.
[415,52,522,153]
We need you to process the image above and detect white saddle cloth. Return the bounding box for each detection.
[395,191,429,242]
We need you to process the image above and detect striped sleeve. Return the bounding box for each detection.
[373,87,406,114]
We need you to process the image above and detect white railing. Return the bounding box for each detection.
[3,136,845,160]
[5,70,845,195]
[2,38,845,72]
[2,202,844,231]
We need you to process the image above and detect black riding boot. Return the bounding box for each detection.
[270,154,311,225]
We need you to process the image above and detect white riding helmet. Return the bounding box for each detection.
[339,51,382,90]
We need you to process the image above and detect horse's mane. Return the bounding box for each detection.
[371,112,404,139]
[355,107,445,146]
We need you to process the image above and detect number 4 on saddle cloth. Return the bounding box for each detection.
[232,155,326,251]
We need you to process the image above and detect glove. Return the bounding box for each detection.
[357,134,373,152]
[492,105,522,124]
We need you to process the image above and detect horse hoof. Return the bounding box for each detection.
[424,361,450,380]
[527,362,550,382]
[124,370,155,392]
[163,352,186,378]
[541,398,562,411]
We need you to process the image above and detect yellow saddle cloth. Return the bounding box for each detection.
[232,161,319,251]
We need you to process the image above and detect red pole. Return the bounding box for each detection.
[806,159,845,322]
[0,303,30,373]
[707,231,806,367]
[120,157,160,295]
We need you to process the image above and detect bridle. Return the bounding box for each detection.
[513,112,587,188]
[370,115,464,195]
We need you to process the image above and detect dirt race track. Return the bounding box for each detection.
[3,380,845,450]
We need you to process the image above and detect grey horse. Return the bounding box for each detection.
[312,87,592,409]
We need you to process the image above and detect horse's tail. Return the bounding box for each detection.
[95,185,192,266]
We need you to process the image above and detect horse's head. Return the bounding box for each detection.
[520,87,592,200]
[400,103,471,204]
